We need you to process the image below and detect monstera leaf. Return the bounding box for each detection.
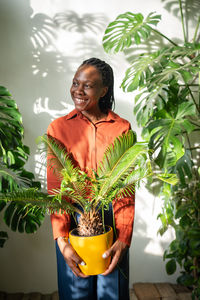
[120,44,200,93]
[147,101,196,169]
[103,12,161,53]
[0,86,43,244]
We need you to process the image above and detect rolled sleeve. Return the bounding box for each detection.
[113,195,135,247]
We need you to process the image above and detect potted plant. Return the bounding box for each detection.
[0,129,177,274]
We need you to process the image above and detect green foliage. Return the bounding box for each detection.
[46,130,177,215]
[120,44,200,93]
[0,86,44,246]
[103,12,161,53]
[163,182,200,291]
[0,130,177,233]
[103,2,200,296]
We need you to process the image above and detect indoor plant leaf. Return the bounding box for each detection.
[103,12,161,53]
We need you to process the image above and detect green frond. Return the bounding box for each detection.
[0,128,179,229]
[96,135,151,204]
[38,135,72,173]
[98,130,137,176]
[0,188,80,215]
[156,173,179,185]
[116,183,135,198]
[38,134,82,182]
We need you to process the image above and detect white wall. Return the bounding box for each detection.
[0,0,193,293]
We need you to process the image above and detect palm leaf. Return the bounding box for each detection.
[0,189,80,216]
[53,169,92,211]
[98,130,137,175]
[96,130,151,204]
[38,135,95,212]
[103,12,161,53]
[37,134,78,178]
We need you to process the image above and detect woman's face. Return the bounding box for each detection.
[70,65,108,116]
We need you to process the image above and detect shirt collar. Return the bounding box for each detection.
[65,109,119,122]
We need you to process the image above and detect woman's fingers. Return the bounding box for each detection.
[57,237,88,278]
[101,239,128,276]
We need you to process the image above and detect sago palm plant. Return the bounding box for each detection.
[0,130,177,237]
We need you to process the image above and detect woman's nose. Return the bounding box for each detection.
[76,84,84,94]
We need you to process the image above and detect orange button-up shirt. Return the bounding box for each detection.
[47,109,135,246]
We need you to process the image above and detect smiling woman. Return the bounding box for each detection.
[47,57,135,300]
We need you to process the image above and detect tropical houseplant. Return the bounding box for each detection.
[0,129,177,274]
[0,86,44,247]
[102,0,200,297]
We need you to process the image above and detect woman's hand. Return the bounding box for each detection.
[101,240,128,276]
[57,237,88,278]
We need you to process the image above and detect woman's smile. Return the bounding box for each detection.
[74,98,87,104]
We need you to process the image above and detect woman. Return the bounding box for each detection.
[47,58,135,300]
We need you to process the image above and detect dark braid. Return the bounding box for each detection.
[80,57,115,113]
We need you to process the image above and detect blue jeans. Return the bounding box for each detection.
[55,205,130,300]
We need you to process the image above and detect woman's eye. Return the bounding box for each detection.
[73,81,78,86]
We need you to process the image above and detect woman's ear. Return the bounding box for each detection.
[101,86,108,98]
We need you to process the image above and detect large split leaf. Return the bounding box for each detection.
[0,86,43,242]
[103,12,161,53]
[147,101,196,169]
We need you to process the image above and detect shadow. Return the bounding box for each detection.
[161,0,200,40]
[54,11,108,34]
[124,31,167,64]
[0,2,110,180]
[74,37,108,61]
[31,13,57,49]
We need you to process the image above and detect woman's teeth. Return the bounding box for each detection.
[75,98,85,104]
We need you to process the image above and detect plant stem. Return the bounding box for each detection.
[152,29,178,46]
[185,83,200,114]
[179,84,199,87]
[193,16,200,43]
[111,203,117,240]
[199,71,200,108]
[178,0,187,43]
[186,147,200,150]
[185,133,199,180]
[102,206,106,233]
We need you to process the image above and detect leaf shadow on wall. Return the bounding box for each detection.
[161,0,200,38]
[0,1,111,187]
[54,10,107,34]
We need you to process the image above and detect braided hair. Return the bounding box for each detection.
[80,57,115,113]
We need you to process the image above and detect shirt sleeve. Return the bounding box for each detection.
[113,194,135,247]
[113,123,135,247]
[47,123,71,240]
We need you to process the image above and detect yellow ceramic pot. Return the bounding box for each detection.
[69,226,113,276]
